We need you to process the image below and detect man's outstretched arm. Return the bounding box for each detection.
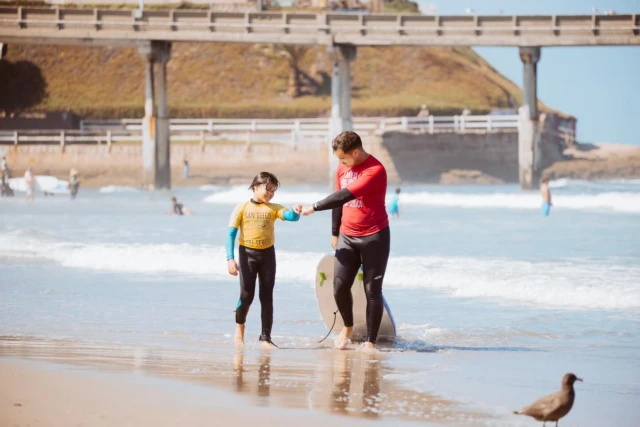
[299,188,355,216]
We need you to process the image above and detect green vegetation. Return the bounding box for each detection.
[2,40,559,119]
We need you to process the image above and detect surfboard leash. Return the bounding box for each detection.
[318,309,339,344]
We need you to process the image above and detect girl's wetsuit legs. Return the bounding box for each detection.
[236,245,277,340]
[333,227,390,344]
[257,246,276,340]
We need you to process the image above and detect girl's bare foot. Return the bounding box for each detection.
[235,324,245,348]
[334,326,353,350]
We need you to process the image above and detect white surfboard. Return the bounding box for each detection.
[9,175,70,194]
[315,253,396,343]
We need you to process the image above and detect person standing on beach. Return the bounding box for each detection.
[540,176,552,216]
[226,172,300,348]
[69,168,80,200]
[183,159,190,180]
[24,167,35,201]
[295,131,390,353]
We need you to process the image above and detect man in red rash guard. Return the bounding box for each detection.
[296,131,390,352]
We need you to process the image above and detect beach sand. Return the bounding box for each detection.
[0,337,493,427]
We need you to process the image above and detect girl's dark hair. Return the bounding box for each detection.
[249,171,280,191]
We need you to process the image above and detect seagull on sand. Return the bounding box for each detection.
[513,373,582,426]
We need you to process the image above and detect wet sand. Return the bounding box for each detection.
[0,336,492,427]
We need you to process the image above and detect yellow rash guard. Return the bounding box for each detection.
[228,200,287,249]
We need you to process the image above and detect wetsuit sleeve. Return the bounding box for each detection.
[332,207,342,237]
[312,188,355,212]
[331,168,342,236]
[346,164,385,198]
[282,209,300,222]
[226,227,238,260]
[269,203,298,221]
[228,203,243,228]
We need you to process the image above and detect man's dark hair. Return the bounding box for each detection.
[249,171,280,191]
[331,131,363,153]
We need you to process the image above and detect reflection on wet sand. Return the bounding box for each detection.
[234,351,271,404]
[0,336,492,424]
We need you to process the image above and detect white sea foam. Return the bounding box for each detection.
[98,185,141,193]
[2,232,638,311]
[203,187,640,213]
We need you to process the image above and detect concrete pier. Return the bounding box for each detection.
[138,40,172,190]
[518,46,541,190]
[328,44,356,186]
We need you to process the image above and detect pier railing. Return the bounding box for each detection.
[0,115,578,148]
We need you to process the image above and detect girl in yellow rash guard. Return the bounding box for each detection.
[226,172,300,348]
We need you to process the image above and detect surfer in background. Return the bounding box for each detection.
[540,175,552,217]
[168,196,193,216]
[388,187,401,218]
[226,172,300,348]
[296,131,390,353]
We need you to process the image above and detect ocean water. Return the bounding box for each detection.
[1,180,639,425]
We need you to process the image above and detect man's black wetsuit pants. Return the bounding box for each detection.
[235,245,276,340]
[334,226,390,344]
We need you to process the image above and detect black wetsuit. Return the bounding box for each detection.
[314,187,390,344]
[173,203,184,215]
[236,245,276,341]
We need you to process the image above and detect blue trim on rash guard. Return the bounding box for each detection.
[226,227,238,260]
[282,209,300,222]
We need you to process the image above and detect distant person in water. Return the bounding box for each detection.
[69,168,80,200]
[168,196,193,216]
[540,176,552,216]
[388,187,401,218]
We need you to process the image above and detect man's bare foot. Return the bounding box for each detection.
[361,341,377,353]
[334,326,353,350]
[259,340,277,350]
[234,324,245,348]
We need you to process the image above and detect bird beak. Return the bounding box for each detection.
[577,378,583,382]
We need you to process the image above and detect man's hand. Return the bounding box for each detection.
[227,259,238,276]
[300,205,315,216]
[293,205,302,214]
[331,235,338,250]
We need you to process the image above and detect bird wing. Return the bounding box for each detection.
[518,392,562,418]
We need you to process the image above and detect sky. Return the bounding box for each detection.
[416,0,640,145]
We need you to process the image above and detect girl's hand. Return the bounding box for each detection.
[228,259,238,276]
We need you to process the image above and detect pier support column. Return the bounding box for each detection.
[518,46,541,190]
[138,41,172,190]
[155,42,172,190]
[328,44,356,187]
